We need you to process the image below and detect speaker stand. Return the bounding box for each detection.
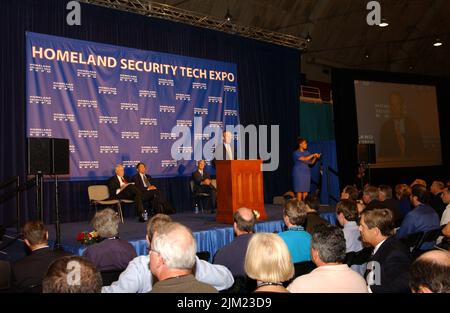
[35,172,44,221]
[54,174,62,250]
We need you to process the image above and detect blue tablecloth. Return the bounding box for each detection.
[50,213,336,260]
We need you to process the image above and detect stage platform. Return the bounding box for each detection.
[1,204,336,262]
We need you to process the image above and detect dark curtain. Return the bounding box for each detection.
[0,0,300,225]
[332,68,450,189]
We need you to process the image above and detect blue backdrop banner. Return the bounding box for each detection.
[26,32,240,181]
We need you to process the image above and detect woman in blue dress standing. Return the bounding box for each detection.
[292,138,321,201]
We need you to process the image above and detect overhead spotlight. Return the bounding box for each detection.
[379,18,389,28]
[305,33,312,43]
[224,8,232,22]
[433,38,443,47]
[364,51,370,59]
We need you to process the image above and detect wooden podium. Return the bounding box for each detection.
[215,160,267,224]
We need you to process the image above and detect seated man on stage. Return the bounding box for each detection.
[191,160,216,213]
[107,164,145,222]
[132,162,175,215]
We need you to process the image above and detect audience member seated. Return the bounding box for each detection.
[378,184,403,227]
[244,233,294,293]
[363,185,384,211]
[42,256,102,293]
[102,214,233,293]
[411,179,427,188]
[214,207,256,277]
[395,183,412,217]
[288,224,367,293]
[359,208,412,293]
[441,188,450,226]
[82,208,136,272]
[341,185,365,214]
[304,194,328,234]
[191,159,217,213]
[10,221,70,293]
[430,181,446,218]
[409,250,450,293]
[278,199,311,263]
[396,184,440,251]
[336,200,365,274]
[150,222,217,293]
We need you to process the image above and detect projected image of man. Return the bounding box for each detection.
[379,93,423,158]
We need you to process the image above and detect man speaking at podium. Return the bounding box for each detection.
[108,164,145,221]
[213,131,238,165]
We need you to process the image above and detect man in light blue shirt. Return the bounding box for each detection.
[102,214,234,293]
[278,199,311,263]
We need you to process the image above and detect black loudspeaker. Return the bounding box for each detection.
[28,138,70,175]
[52,138,70,175]
[28,138,52,174]
[358,144,376,164]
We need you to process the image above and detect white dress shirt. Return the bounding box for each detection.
[224,143,233,160]
[101,255,234,293]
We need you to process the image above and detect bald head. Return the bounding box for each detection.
[410,250,450,293]
[417,250,450,266]
[233,207,256,235]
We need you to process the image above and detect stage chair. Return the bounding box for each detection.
[196,251,211,262]
[189,180,210,214]
[88,185,124,223]
[100,269,124,286]
[412,227,443,257]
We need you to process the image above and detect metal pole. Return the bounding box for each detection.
[16,176,20,234]
[54,174,61,249]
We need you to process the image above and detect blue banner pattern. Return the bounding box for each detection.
[26,32,239,180]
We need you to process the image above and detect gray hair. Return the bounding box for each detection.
[152,222,196,270]
[363,185,379,201]
[114,164,124,172]
[92,208,119,238]
[311,224,346,264]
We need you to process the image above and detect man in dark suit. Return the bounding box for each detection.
[359,207,412,293]
[191,160,216,213]
[108,164,145,221]
[378,93,423,158]
[10,221,70,293]
[378,184,404,227]
[213,131,238,163]
[132,162,175,215]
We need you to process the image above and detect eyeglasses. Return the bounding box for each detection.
[149,248,160,255]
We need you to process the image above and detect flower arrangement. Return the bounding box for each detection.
[76,231,100,246]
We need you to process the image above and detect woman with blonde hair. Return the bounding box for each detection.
[244,233,294,293]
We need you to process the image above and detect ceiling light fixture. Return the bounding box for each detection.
[379,18,389,28]
[224,8,232,22]
[433,38,443,47]
[305,33,312,43]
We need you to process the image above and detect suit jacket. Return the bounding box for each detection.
[107,175,133,199]
[132,173,154,193]
[366,236,412,293]
[378,117,423,158]
[192,170,212,191]
[11,247,70,293]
